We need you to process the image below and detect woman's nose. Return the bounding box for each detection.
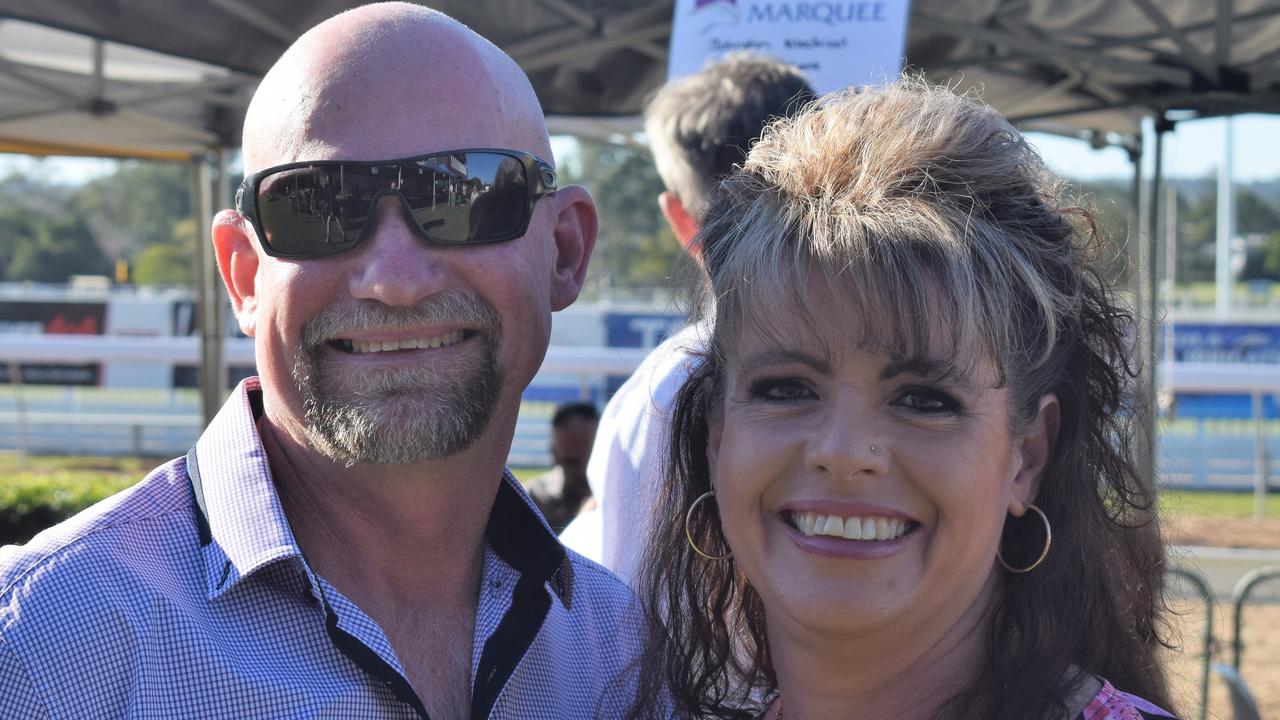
[804,395,890,479]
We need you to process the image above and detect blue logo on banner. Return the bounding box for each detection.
[604,312,686,349]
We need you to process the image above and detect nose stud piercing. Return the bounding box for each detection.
[869,445,878,453]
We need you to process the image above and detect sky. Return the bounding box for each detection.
[2,114,1278,187]
[1027,114,1280,183]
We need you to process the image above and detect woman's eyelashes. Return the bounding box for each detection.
[893,385,964,415]
[746,376,816,403]
[743,375,964,417]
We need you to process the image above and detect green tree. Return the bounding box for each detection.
[1071,178,1133,286]
[1176,182,1280,283]
[70,161,192,254]
[1236,188,1280,235]
[131,244,195,285]
[1263,232,1280,278]
[0,171,67,209]
[562,140,688,299]
[1,205,109,282]
[1177,184,1217,283]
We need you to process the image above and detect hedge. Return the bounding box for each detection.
[1,475,138,546]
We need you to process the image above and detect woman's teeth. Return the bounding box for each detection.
[789,512,909,541]
[339,330,465,353]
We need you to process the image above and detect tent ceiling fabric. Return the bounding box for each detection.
[1,0,1280,159]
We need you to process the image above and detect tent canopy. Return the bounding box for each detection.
[2,0,1280,159]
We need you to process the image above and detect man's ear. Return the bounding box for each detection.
[547,185,598,311]
[211,210,261,337]
[658,191,702,259]
[1008,394,1060,515]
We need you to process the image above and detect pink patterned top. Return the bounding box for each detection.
[1079,679,1178,719]
[751,677,1178,719]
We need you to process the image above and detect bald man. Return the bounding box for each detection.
[0,5,643,718]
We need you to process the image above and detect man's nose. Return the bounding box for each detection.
[347,195,448,306]
[803,392,890,480]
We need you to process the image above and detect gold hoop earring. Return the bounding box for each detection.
[997,503,1051,573]
[685,491,732,561]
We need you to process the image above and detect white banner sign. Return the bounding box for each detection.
[667,0,911,95]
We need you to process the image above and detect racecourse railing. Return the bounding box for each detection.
[0,335,647,464]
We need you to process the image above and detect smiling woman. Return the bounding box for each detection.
[628,79,1178,720]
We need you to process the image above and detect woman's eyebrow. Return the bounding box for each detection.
[739,347,831,374]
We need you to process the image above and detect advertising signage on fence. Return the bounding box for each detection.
[667,0,910,95]
[1173,324,1280,364]
[0,300,105,386]
[171,364,257,391]
[171,298,255,389]
[603,311,687,399]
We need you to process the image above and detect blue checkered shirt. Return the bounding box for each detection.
[0,378,645,719]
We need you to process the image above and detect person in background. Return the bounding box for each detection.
[527,401,600,533]
[629,80,1178,720]
[560,52,815,581]
[0,4,644,718]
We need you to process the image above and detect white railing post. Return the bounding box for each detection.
[1252,390,1268,521]
[9,360,27,467]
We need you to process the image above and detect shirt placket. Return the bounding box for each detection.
[314,575,430,718]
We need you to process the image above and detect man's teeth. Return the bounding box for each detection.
[790,512,909,541]
[344,330,465,353]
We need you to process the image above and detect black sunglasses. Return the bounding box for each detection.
[236,148,557,258]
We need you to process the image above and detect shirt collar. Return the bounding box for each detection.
[489,471,574,606]
[191,377,305,600]
[189,377,573,606]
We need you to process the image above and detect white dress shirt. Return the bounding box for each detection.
[561,323,707,584]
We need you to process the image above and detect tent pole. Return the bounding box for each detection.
[1137,115,1170,494]
[215,149,231,225]
[192,154,224,428]
[1128,135,1152,494]
[1215,118,1235,317]
[214,147,230,402]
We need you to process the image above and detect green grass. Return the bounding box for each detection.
[0,453,163,487]
[509,466,548,485]
[1170,280,1280,308]
[0,454,546,486]
[1160,488,1280,518]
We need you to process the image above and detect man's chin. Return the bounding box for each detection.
[303,393,494,467]
[294,343,503,467]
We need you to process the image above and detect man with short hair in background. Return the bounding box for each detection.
[527,401,600,533]
[0,4,643,717]
[560,53,815,583]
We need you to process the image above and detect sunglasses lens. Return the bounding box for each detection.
[405,152,529,245]
[251,151,532,257]
[256,168,365,256]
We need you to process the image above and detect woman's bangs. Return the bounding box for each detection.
[718,222,1001,386]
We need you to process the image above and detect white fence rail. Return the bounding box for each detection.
[0,335,651,374]
[1,335,650,466]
